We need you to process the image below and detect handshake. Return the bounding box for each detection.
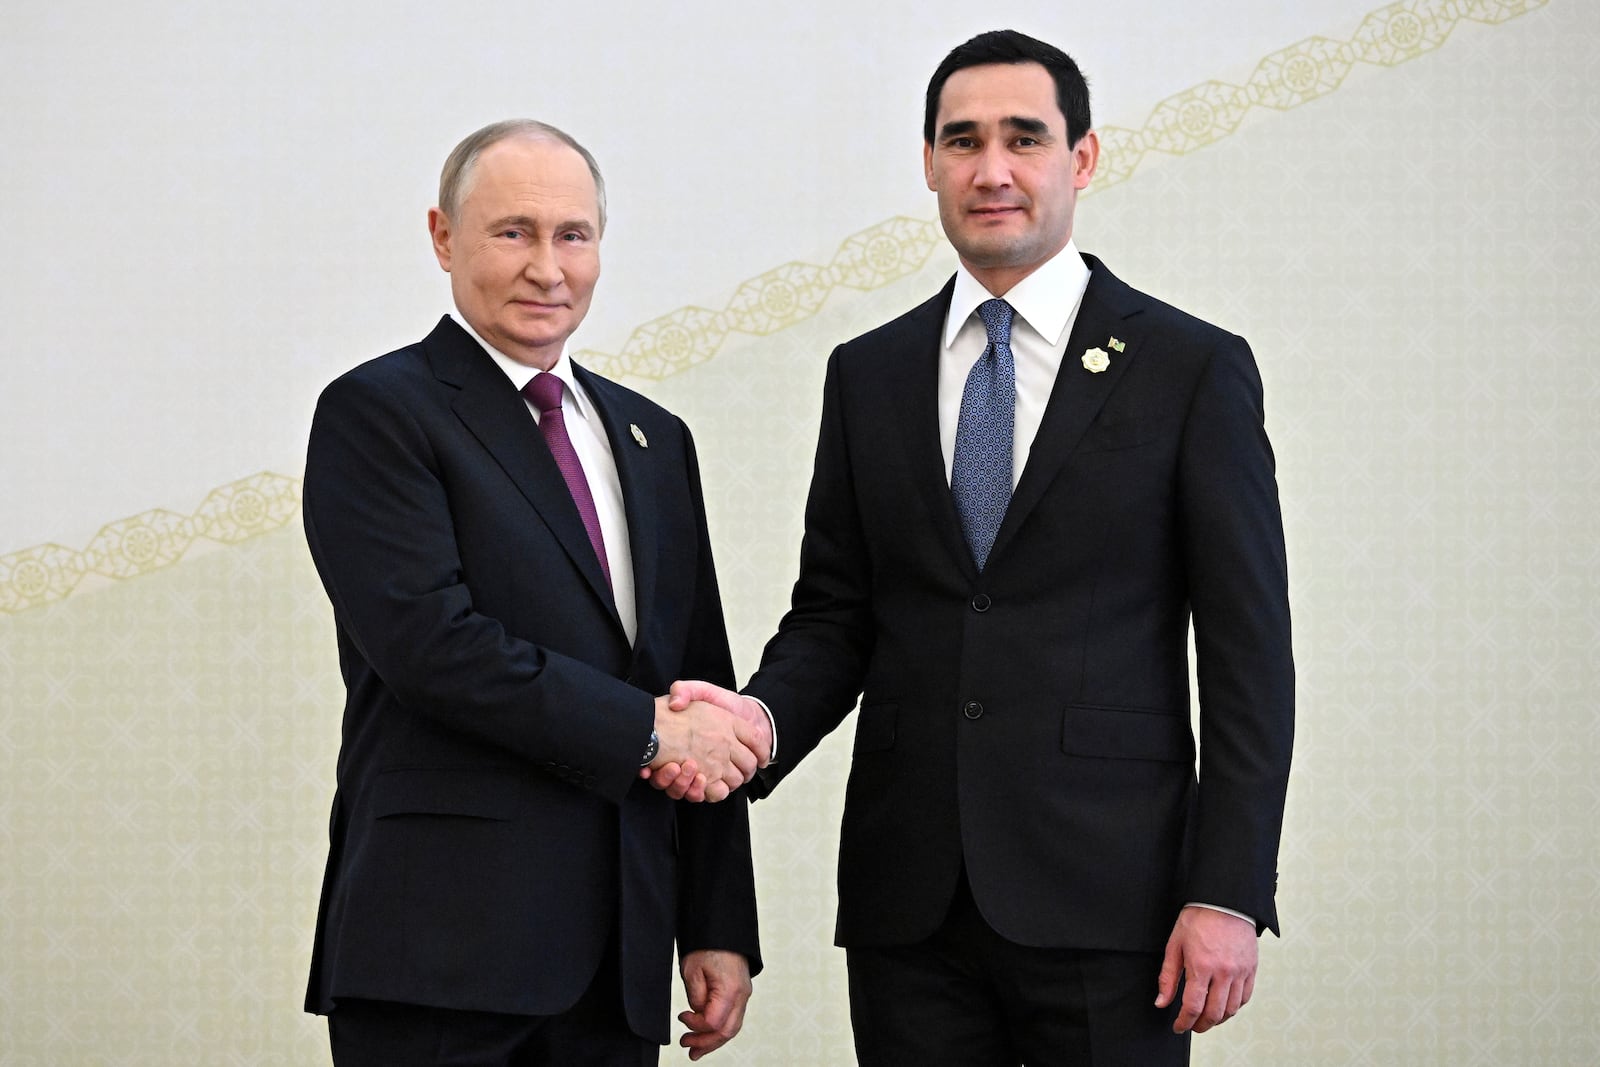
[642,680,772,803]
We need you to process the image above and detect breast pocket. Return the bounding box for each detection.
[1074,416,1152,454]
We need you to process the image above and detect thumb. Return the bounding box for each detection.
[670,678,711,712]
[682,961,709,1012]
[1155,933,1183,1007]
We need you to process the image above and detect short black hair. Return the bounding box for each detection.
[924,30,1092,147]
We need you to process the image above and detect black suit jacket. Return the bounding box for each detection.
[302,316,759,1042]
[745,255,1293,953]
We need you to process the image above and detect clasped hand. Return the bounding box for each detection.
[641,681,773,802]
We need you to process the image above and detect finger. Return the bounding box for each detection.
[1225,975,1245,1020]
[680,1016,736,1061]
[1175,970,1208,1034]
[729,741,758,781]
[1154,938,1182,1008]
[715,755,748,791]
[1195,975,1232,1033]
[650,762,682,788]
[730,705,768,746]
[705,779,730,803]
[715,986,749,1045]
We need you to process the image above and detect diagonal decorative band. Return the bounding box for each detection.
[572,0,1546,382]
[0,0,1549,613]
[0,474,301,614]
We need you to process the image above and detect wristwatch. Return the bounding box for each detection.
[640,729,659,767]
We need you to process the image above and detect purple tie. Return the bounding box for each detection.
[522,372,611,588]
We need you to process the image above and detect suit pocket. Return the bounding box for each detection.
[1060,704,1194,762]
[852,703,898,755]
[368,767,523,821]
[1075,416,1151,454]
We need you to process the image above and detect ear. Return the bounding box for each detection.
[426,207,453,271]
[1072,129,1100,191]
[923,139,937,192]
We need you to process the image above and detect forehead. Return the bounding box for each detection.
[936,62,1064,128]
[463,137,598,218]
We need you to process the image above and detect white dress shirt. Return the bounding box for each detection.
[938,240,1091,486]
[454,314,638,646]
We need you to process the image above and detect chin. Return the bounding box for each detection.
[956,242,1027,269]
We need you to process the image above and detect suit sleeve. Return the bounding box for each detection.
[1177,335,1295,935]
[303,368,653,803]
[671,420,763,973]
[743,346,878,796]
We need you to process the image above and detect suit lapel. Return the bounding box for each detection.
[990,256,1146,563]
[888,280,980,576]
[423,318,622,626]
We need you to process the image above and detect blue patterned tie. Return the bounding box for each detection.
[951,298,1015,570]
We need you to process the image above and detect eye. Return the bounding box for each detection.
[1015,137,1039,147]
[499,228,526,240]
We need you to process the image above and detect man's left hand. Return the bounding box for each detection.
[1155,905,1258,1034]
[678,949,752,1060]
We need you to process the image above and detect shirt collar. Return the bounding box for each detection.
[943,239,1090,349]
[452,312,595,422]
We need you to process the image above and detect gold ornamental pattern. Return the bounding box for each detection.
[0,0,1549,614]
[0,474,301,614]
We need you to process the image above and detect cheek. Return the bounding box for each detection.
[567,257,601,295]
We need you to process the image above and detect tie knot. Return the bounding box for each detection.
[978,299,1014,348]
[522,372,564,414]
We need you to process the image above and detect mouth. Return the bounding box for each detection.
[967,205,1025,221]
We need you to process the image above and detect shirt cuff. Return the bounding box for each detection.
[745,694,777,764]
[1185,902,1256,926]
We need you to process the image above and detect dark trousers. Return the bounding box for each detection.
[846,874,1190,1067]
[327,948,657,1067]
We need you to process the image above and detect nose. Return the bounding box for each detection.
[973,143,1012,190]
[522,240,563,289]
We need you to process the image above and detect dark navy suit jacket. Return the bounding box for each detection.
[746,255,1293,952]
[302,316,759,1042]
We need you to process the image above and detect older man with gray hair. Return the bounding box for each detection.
[301,118,764,1065]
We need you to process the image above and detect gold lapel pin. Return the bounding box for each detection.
[1108,337,1126,353]
[630,423,648,448]
[1082,347,1111,374]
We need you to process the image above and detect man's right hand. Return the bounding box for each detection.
[643,680,773,802]
[647,694,761,803]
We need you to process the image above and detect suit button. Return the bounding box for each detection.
[963,701,984,720]
[971,594,991,612]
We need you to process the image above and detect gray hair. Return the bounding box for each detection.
[437,119,607,232]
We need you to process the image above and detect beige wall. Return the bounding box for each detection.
[3,1,1597,1062]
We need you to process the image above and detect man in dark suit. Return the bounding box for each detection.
[659,30,1293,1066]
[302,119,765,1066]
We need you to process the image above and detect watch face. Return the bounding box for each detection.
[641,730,660,767]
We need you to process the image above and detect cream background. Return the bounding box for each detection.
[3,1,1598,1063]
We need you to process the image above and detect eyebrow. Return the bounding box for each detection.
[486,214,596,235]
[938,116,1053,140]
